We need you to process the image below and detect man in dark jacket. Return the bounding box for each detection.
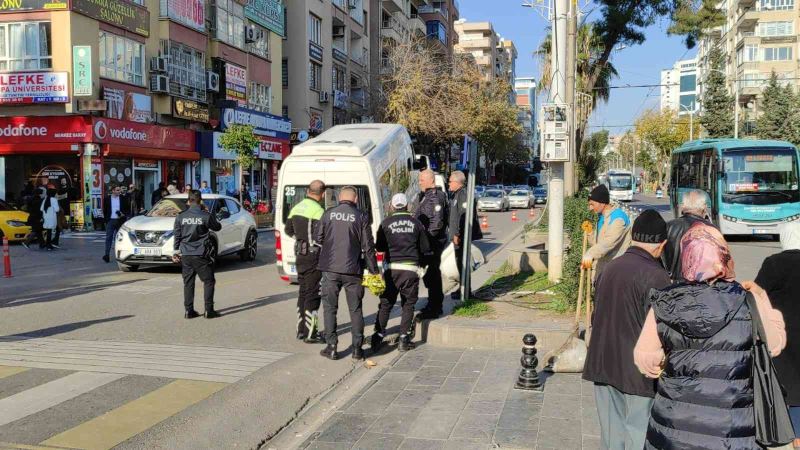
[447,170,482,300]
[102,185,131,263]
[662,189,712,282]
[413,169,448,320]
[152,182,167,207]
[285,180,326,343]
[315,186,379,361]
[372,193,431,353]
[583,209,671,450]
[173,190,222,319]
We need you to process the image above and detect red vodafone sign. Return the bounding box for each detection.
[91,117,195,151]
[0,116,91,143]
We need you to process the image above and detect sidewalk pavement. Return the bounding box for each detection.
[299,346,600,450]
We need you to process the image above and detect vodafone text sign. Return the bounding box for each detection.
[91,117,195,151]
[0,72,69,104]
[0,116,90,143]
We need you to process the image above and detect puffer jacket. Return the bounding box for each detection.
[646,281,758,450]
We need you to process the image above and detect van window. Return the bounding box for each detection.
[282,185,373,225]
[377,159,411,216]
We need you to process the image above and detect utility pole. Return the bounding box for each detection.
[564,0,577,196]
[547,0,568,282]
[734,79,740,139]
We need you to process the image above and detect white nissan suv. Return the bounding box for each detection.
[115,194,258,272]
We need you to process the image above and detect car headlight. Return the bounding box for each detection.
[6,220,26,227]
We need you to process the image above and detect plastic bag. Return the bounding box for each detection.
[440,243,486,294]
[362,273,386,297]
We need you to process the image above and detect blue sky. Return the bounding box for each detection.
[458,0,697,137]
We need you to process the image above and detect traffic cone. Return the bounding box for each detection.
[511,210,518,222]
[481,215,489,231]
[529,207,535,218]
[3,236,11,278]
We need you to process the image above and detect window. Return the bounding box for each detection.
[248,82,271,112]
[679,74,696,92]
[308,14,322,45]
[679,94,696,111]
[0,22,51,71]
[759,21,794,37]
[282,58,288,88]
[746,44,759,62]
[247,25,269,59]
[332,64,346,92]
[764,46,792,61]
[282,105,289,118]
[99,31,144,86]
[161,40,207,102]
[309,61,322,91]
[225,199,241,214]
[216,0,245,49]
[759,0,794,10]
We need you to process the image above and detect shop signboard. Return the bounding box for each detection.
[164,0,204,32]
[0,116,90,143]
[225,63,247,107]
[309,42,323,62]
[333,90,348,109]
[0,0,68,12]
[72,0,149,36]
[104,88,152,123]
[0,72,69,104]
[257,138,284,160]
[91,117,195,151]
[220,106,290,139]
[134,159,159,169]
[245,0,284,37]
[103,157,132,192]
[72,46,92,97]
[90,156,102,218]
[202,131,287,161]
[173,98,209,122]
[36,165,73,187]
[309,110,323,134]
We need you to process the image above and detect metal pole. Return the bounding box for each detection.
[461,137,478,301]
[548,0,568,282]
[564,0,577,196]
[734,78,740,139]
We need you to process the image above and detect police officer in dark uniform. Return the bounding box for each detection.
[315,186,379,360]
[448,170,482,300]
[413,169,448,320]
[173,190,222,319]
[285,180,326,343]
[371,193,431,353]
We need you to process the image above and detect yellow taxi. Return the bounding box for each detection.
[0,199,30,242]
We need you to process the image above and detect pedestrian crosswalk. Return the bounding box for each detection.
[0,337,291,449]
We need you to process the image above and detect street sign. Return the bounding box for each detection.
[540,103,571,162]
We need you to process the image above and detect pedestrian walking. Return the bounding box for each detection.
[173,190,222,319]
[22,191,43,249]
[128,183,145,216]
[662,190,713,282]
[285,180,326,343]
[582,184,631,277]
[583,209,671,450]
[634,223,786,450]
[56,178,70,235]
[413,169,448,320]
[184,184,192,193]
[200,181,212,194]
[755,222,800,448]
[152,182,167,206]
[371,193,431,353]
[40,188,59,251]
[101,185,130,263]
[447,170,482,300]
[315,186,379,361]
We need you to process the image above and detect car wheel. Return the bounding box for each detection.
[117,262,139,272]
[239,230,258,262]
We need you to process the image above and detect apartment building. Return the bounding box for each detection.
[419,0,459,56]
[282,0,370,137]
[697,0,800,132]
[453,20,517,86]
[499,39,518,85]
[514,77,538,157]
[660,57,699,115]
[0,0,288,226]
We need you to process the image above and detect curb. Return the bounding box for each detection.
[417,319,573,354]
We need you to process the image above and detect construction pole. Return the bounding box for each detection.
[548,0,568,282]
[564,0,577,196]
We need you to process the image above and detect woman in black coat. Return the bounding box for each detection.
[755,222,800,447]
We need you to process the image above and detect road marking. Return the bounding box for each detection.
[0,337,290,383]
[0,366,28,379]
[41,379,226,450]
[0,443,78,450]
[0,372,125,427]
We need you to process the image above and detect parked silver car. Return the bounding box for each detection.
[477,189,509,211]
[508,189,534,208]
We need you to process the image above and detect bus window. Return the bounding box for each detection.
[722,148,800,205]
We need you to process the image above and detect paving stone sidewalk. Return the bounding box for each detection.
[300,346,601,450]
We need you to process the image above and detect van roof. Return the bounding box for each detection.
[292,124,406,157]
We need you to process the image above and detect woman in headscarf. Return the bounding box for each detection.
[634,222,786,450]
[755,222,800,448]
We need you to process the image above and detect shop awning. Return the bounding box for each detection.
[0,143,78,155]
[105,145,200,161]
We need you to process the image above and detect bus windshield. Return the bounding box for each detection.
[608,175,633,191]
[722,148,800,205]
[282,185,373,225]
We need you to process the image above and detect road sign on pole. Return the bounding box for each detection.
[460,136,478,301]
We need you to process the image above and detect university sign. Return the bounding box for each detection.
[0,0,68,12]
[71,0,149,37]
[0,72,69,104]
[245,0,284,37]
[220,106,291,139]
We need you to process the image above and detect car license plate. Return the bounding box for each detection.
[752,229,771,235]
[288,264,297,275]
[134,247,162,256]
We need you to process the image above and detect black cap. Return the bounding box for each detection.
[632,209,667,244]
[589,184,610,204]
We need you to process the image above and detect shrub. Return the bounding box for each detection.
[553,193,595,310]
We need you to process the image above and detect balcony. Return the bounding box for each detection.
[409,17,426,37]
[419,4,449,22]
[383,0,403,13]
[382,16,407,43]
[736,9,759,30]
[458,37,493,49]
[474,54,491,66]
[737,0,756,7]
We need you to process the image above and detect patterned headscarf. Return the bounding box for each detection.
[680,223,736,283]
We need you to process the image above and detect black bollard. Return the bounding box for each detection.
[514,333,544,391]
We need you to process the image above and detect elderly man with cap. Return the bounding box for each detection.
[371,193,432,353]
[582,209,671,450]
[582,184,631,276]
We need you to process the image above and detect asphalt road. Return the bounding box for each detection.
[0,206,534,449]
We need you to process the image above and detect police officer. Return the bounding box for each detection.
[448,170,482,300]
[315,186,379,360]
[173,190,222,319]
[413,169,448,320]
[285,180,326,343]
[371,193,431,353]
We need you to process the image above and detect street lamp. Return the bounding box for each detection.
[680,103,695,141]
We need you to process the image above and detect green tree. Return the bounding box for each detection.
[668,0,727,48]
[578,130,608,189]
[699,41,734,137]
[218,124,260,204]
[634,108,690,188]
[756,72,796,142]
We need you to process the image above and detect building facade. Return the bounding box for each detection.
[0,0,288,227]
[453,20,516,85]
[514,77,537,158]
[418,0,459,57]
[282,0,370,138]
[660,57,699,115]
